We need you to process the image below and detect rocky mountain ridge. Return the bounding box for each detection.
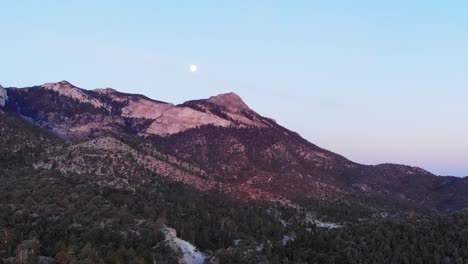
[1,80,467,211]
[3,80,274,137]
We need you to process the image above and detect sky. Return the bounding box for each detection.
[1,1,468,176]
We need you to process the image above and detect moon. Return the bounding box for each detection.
[189,64,198,72]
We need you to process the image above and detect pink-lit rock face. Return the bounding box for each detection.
[206,92,250,112]
[42,81,106,109]
[205,92,275,127]
[121,97,173,120]
[20,81,278,137]
[146,106,231,135]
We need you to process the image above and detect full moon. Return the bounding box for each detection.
[189,64,198,72]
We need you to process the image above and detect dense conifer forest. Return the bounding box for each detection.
[0,166,467,263]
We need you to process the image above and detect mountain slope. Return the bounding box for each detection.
[1,81,468,264]
[1,81,467,211]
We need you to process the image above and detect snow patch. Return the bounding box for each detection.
[174,237,206,264]
[314,220,342,229]
[352,183,370,191]
[282,234,296,245]
[256,243,264,252]
[304,212,342,229]
[161,226,206,264]
[266,208,288,227]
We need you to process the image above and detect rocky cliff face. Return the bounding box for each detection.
[0,85,7,107]
[1,80,467,211]
[3,81,275,137]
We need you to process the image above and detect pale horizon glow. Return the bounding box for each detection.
[1,1,467,176]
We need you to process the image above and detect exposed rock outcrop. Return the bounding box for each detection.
[206,92,250,112]
[0,85,7,107]
[5,81,276,136]
[42,81,105,109]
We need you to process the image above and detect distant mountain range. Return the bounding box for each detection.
[1,81,466,211]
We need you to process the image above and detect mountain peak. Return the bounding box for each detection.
[41,80,106,108]
[58,80,73,86]
[206,92,250,112]
[94,87,117,94]
[42,80,76,90]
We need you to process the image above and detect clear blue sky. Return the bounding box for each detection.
[2,1,468,176]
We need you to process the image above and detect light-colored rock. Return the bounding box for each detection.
[146,106,231,135]
[93,87,117,94]
[24,81,277,136]
[206,92,250,112]
[42,81,106,109]
[0,85,7,107]
[121,97,173,119]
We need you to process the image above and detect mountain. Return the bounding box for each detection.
[3,81,274,137]
[1,80,467,211]
[1,80,468,263]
